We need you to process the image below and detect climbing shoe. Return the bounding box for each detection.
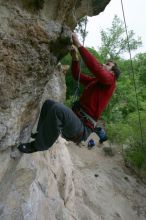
[31,132,38,139]
[17,141,37,153]
[99,136,108,144]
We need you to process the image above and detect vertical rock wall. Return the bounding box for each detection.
[0,0,111,219]
[0,5,69,149]
[0,0,110,150]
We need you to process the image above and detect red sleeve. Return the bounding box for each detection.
[71,60,93,86]
[78,46,115,85]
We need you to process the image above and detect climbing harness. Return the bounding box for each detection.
[72,101,98,130]
[120,0,144,147]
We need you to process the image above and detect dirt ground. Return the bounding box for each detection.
[67,133,146,220]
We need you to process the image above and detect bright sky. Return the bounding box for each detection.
[85,0,146,57]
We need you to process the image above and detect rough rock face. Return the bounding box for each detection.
[0,138,77,220]
[0,0,111,219]
[0,0,110,150]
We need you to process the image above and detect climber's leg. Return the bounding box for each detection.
[36,100,56,131]
[18,100,90,153]
[31,100,56,139]
[34,101,90,151]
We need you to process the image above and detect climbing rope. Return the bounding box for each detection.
[120,0,144,147]
[73,19,87,102]
[72,0,89,103]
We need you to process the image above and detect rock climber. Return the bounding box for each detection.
[18,32,121,153]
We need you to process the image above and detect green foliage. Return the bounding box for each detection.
[106,122,133,144]
[61,53,71,65]
[124,145,146,170]
[99,15,142,60]
[107,111,146,145]
[107,111,146,173]
[102,56,146,123]
[64,96,75,108]
[75,16,88,45]
[133,53,146,85]
[61,54,76,99]
[126,111,146,145]
[101,54,146,176]
[123,119,146,175]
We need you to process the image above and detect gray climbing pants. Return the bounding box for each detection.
[34,100,91,151]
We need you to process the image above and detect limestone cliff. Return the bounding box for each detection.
[0,0,110,150]
[0,0,111,219]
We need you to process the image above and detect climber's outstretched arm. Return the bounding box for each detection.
[70,46,93,86]
[72,33,115,85]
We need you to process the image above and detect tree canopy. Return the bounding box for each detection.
[75,16,88,45]
[99,15,142,60]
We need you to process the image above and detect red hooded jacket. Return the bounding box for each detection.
[71,46,116,121]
